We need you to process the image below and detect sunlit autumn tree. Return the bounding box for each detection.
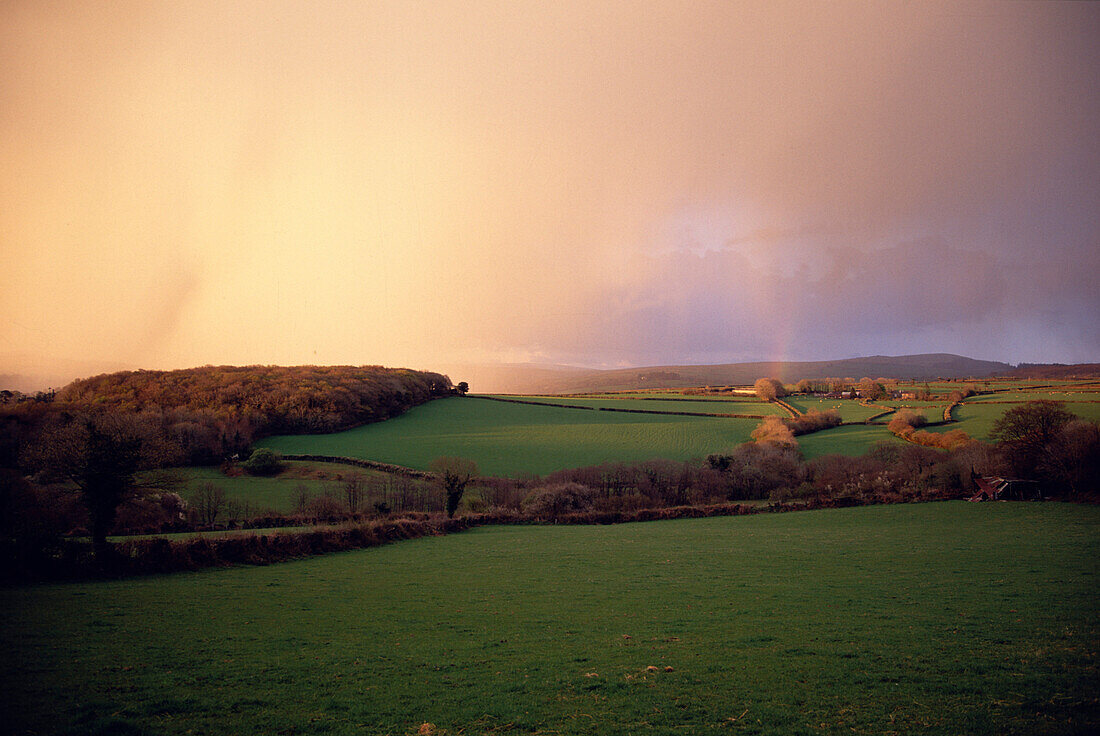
[751,416,796,446]
[753,377,786,401]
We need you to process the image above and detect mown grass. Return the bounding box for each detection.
[2,503,1096,735]
[258,397,759,476]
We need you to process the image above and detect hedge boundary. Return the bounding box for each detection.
[2,492,961,585]
[467,394,769,419]
[279,454,436,480]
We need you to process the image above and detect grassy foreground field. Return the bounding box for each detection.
[2,503,1097,736]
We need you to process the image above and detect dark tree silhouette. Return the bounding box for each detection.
[24,414,177,559]
[991,400,1076,478]
[430,457,478,518]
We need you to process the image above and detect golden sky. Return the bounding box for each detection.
[2,1,1098,387]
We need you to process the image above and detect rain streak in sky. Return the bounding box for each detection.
[2,0,1098,388]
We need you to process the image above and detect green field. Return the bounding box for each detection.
[2,503,1096,735]
[250,388,1100,478]
[927,401,1100,440]
[877,400,950,410]
[167,462,349,514]
[258,397,759,476]
[569,391,759,401]
[967,390,1100,403]
[795,423,904,458]
[782,398,886,423]
[485,395,784,416]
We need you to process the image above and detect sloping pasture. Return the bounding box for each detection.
[258,397,759,477]
[966,389,1100,403]
[795,423,904,458]
[484,395,785,416]
[927,401,1100,440]
[782,397,886,422]
[2,503,1095,735]
[165,462,347,514]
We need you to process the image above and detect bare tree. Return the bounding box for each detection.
[1039,419,1100,497]
[991,400,1076,477]
[193,481,227,527]
[343,473,366,514]
[292,483,312,514]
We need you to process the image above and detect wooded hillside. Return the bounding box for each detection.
[2,365,453,467]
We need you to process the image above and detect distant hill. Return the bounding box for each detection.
[0,353,133,393]
[452,354,1014,394]
[1007,363,1100,379]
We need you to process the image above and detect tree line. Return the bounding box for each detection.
[1,364,454,468]
[0,365,455,556]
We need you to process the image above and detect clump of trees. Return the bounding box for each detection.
[520,482,597,519]
[750,410,841,445]
[753,377,787,401]
[785,410,842,435]
[242,448,283,476]
[991,400,1099,495]
[888,408,928,434]
[887,408,971,450]
[2,365,454,468]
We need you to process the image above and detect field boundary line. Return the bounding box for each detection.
[279,454,436,480]
[773,399,801,418]
[467,394,769,419]
[861,400,896,424]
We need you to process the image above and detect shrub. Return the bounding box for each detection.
[116,492,189,534]
[304,493,344,519]
[888,409,927,435]
[521,482,597,519]
[785,409,842,435]
[751,416,797,446]
[242,448,283,476]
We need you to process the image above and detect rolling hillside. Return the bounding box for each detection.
[448,354,1013,394]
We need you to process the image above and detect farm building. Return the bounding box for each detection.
[968,476,1043,502]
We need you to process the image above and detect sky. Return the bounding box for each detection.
[2,0,1098,388]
